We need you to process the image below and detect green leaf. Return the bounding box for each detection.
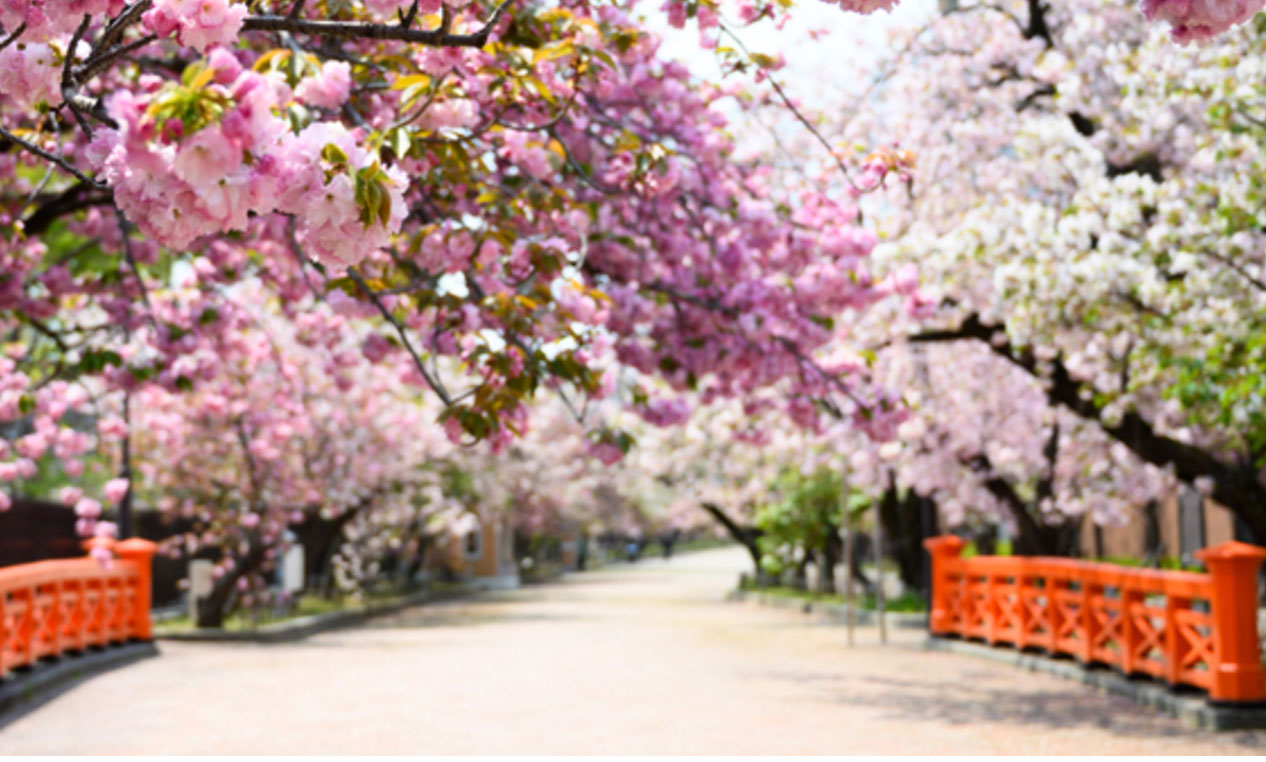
[322,143,350,167]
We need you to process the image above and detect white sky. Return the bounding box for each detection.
[635,0,937,130]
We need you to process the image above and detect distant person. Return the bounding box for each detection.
[661,530,680,559]
[625,540,640,562]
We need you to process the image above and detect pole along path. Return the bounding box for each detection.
[3,546,1266,754]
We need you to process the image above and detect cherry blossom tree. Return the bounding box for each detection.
[120,283,462,625]
[0,0,929,496]
[0,0,942,604]
[813,0,1266,541]
[3,0,1261,608]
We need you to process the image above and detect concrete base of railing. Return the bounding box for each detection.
[925,636,1266,731]
[726,588,927,629]
[0,640,159,726]
[158,585,485,644]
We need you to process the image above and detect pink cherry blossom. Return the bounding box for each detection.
[295,61,352,110]
[1140,0,1265,42]
[103,478,130,504]
[144,0,248,52]
[361,334,395,363]
[75,498,102,519]
[0,42,62,108]
[89,545,114,569]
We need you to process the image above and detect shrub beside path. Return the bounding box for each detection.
[2,546,1265,754]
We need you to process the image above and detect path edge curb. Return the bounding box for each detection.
[924,636,1266,731]
[0,640,159,726]
[157,586,484,644]
[726,588,927,629]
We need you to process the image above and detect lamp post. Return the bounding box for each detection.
[841,471,854,648]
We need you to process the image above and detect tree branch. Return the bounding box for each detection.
[21,184,113,236]
[910,314,1266,537]
[241,0,512,47]
[346,265,453,406]
[0,22,26,51]
[961,449,1063,556]
[0,126,107,189]
[700,501,762,571]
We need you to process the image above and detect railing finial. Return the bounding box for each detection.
[923,535,966,635]
[1196,541,1266,702]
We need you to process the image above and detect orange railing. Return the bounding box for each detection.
[0,538,156,677]
[924,535,1266,703]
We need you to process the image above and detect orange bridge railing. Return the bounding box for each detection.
[0,538,156,677]
[924,535,1266,703]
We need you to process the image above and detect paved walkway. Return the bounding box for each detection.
[4,546,1266,753]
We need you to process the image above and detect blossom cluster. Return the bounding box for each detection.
[90,51,403,267]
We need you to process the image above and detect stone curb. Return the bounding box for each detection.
[157,586,481,644]
[924,636,1266,731]
[726,588,928,629]
[0,640,159,726]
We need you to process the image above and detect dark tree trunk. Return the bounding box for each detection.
[972,526,997,556]
[1056,515,1084,558]
[302,498,375,596]
[844,532,876,596]
[791,554,810,590]
[1010,514,1082,557]
[402,532,431,588]
[700,502,763,573]
[195,537,267,628]
[878,486,931,593]
[316,509,361,596]
[963,450,1087,558]
[919,493,939,599]
[1144,499,1162,567]
[816,545,836,594]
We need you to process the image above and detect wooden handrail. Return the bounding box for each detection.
[924,535,1266,703]
[0,538,156,677]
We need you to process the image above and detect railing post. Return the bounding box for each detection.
[1048,576,1065,655]
[72,577,86,652]
[1015,572,1032,650]
[1120,583,1145,676]
[1196,541,1266,702]
[22,585,35,667]
[1164,595,1192,686]
[51,579,63,657]
[923,535,966,636]
[985,571,999,644]
[113,538,157,641]
[1080,576,1100,664]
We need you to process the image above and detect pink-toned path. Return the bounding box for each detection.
[3,546,1265,754]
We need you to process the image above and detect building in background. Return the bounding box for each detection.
[429,513,519,589]
[1085,488,1249,564]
